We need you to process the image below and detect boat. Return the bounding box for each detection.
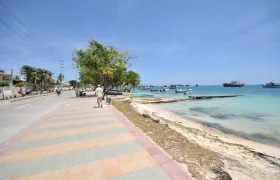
[160,86,169,92]
[151,89,158,92]
[169,85,177,89]
[105,91,123,95]
[138,85,152,90]
[185,85,189,86]
[175,89,188,93]
[169,84,184,89]
[262,81,280,88]
[223,81,245,87]
[183,89,193,95]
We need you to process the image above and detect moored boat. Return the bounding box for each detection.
[183,89,193,95]
[223,81,245,87]
[262,81,280,88]
[151,89,158,92]
[105,91,123,95]
[169,84,184,89]
[176,89,193,93]
[160,86,169,92]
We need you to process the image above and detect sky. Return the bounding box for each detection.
[0,0,279,85]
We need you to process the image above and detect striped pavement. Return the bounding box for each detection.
[0,98,191,180]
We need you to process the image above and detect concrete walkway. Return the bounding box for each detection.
[0,97,191,180]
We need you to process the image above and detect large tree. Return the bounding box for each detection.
[123,70,141,89]
[72,38,139,93]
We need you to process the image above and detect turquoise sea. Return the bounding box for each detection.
[135,85,280,147]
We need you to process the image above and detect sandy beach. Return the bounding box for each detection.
[130,102,280,180]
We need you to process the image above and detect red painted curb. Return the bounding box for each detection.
[109,106,193,180]
[0,105,65,156]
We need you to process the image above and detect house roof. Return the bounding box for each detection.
[0,72,11,77]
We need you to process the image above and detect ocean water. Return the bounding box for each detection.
[136,85,280,146]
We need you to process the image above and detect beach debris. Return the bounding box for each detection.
[143,113,161,123]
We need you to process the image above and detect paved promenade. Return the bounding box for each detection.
[0,97,191,180]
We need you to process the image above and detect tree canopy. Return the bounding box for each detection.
[20,65,55,90]
[72,38,140,91]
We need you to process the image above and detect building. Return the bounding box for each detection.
[0,72,11,82]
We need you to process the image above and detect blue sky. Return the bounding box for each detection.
[0,0,279,85]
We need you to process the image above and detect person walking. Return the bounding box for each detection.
[95,85,104,108]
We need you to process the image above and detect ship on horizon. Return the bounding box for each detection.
[223,81,245,87]
[262,81,280,88]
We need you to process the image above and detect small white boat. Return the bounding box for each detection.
[183,89,193,95]
[175,89,188,93]
[160,86,169,92]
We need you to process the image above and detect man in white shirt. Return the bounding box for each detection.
[95,85,104,107]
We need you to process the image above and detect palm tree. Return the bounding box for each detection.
[20,65,35,83]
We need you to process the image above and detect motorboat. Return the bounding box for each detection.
[223,81,245,87]
[160,86,169,92]
[262,81,280,88]
[151,89,158,92]
[175,89,188,93]
[169,84,184,89]
[183,89,193,95]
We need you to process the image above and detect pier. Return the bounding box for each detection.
[188,94,243,100]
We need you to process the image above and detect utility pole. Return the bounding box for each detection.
[10,69,13,89]
[59,60,64,89]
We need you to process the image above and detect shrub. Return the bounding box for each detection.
[0,81,9,87]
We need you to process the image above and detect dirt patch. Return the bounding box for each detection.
[113,101,232,180]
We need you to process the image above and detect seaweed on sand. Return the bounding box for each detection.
[113,101,232,180]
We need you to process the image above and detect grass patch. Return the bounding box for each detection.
[113,101,232,180]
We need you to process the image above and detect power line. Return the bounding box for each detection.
[0,0,58,60]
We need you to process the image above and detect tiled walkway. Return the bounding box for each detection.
[0,98,192,180]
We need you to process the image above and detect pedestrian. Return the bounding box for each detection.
[95,85,103,108]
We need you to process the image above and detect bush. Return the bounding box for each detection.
[0,81,9,87]
[5,97,8,99]
[15,82,24,87]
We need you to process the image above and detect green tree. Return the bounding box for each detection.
[15,82,24,87]
[69,80,77,87]
[20,65,35,83]
[57,73,64,85]
[72,38,138,94]
[0,70,5,73]
[20,65,55,91]
[123,70,140,89]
